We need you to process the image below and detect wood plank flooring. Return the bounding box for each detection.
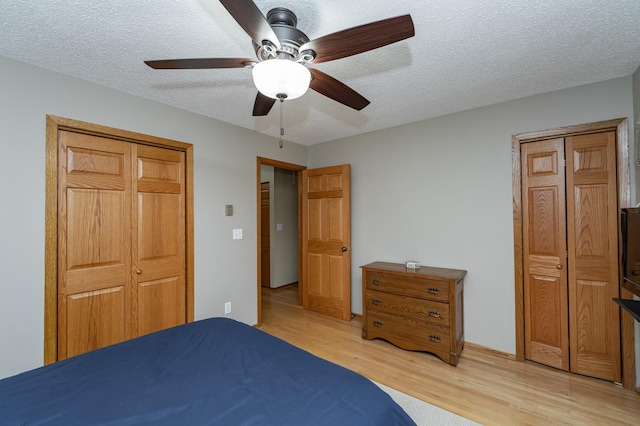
[258,284,640,425]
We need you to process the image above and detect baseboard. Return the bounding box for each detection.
[268,282,299,291]
[464,341,516,361]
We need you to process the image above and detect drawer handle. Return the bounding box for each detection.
[372,279,382,286]
[427,309,441,318]
[427,287,440,295]
[429,335,441,343]
[373,320,384,327]
[372,299,383,306]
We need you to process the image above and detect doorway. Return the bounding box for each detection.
[257,158,353,325]
[256,157,305,325]
[512,118,636,390]
[259,166,300,288]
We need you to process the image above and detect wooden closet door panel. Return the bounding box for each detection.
[136,277,185,336]
[65,287,126,358]
[58,131,132,359]
[566,132,621,382]
[521,138,569,370]
[133,144,186,336]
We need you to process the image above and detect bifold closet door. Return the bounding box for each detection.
[565,132,620,382]
[58,131,133,359]
[58,131,186,360]
[522,138,569,371]
[522,132,621,382]
[133,144,186,337]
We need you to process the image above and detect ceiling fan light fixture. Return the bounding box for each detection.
[252,59,311,100]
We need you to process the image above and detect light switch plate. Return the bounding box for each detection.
[232,228,243,240]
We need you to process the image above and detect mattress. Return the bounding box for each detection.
[0,317,415,425]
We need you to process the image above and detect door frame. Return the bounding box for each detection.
[512,118,635,390]
[44,115,195,364]
[256,157,306,326]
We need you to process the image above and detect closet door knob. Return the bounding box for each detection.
[136,269,142,275]
[556,264,562,270]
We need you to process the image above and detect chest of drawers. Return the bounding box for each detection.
[361,262,467,366]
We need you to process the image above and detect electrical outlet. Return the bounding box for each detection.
[224,302,231,314]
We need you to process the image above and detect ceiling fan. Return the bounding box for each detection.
[145,0,415,116]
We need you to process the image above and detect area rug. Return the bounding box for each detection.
[375,382,480,425]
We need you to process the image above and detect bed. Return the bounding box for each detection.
[0,317,415,425]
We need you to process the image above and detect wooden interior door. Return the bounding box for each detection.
[260,182,271,288]
[57,131,133,359]
[521,131,621,382]
[301,164,351,320]
[56,129,188,360]
[521,138,569,370]
[565,132,620,382]
[133,144,187,337]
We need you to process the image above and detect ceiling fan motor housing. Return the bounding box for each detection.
[253,8,313,62]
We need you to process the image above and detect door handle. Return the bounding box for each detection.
[135,269,142,275]
[341,247,348,252]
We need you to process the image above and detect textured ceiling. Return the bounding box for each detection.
[1,0,639,145]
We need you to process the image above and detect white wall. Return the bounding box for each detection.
[307,77,636,356]
[0,56,307,379]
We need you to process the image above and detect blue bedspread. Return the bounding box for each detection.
[0,317,415,425]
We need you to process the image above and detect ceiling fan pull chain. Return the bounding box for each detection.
[279,96,285,148]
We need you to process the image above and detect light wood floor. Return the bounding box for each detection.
[258,284,640,425]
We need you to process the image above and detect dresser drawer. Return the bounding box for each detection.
[365,310,451,353]
[364,289,450,325]
[365,271,449,301]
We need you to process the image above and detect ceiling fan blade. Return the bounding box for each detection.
[309,68,370,111]
[219,0,281,49]
[300,15,414,64]
[253,92,276,116]
[144,58,255,69]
